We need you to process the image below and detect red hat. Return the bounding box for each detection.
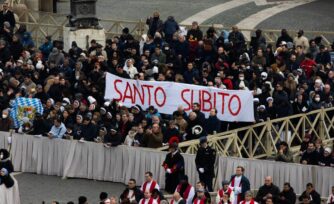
[168,136,179,145]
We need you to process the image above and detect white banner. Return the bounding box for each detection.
[105,73,254,122]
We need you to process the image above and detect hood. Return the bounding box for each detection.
[0,149,10,160]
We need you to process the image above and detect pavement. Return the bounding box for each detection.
[15,173,126,204]
[57,0,334,32]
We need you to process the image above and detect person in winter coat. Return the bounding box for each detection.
[186,21,203,41]
[300,142,320,165]
[48,47,64,67]
[185,112,205,141]
[275,141,293,163]
[124,128,137,146]
[163,120,180,143]
[0,2,15,28]
[162,142,185,194]
[195,137,216,192]
[79,116,98,142]
[0,40,11,63]
[293,30,309,52]
[21,32,34,49]
[39,36,53,61]
[123,58,138,79]
[205,108,221,134]
[120,179,144,203]
[163,16,179,43]
[255,176,280,204]
[278,183,296,204]
[315,45,331,65]
[298,183,321,204]
[10,35,23,61]
[276,29,293,48]
[142,123,163,148]
[273,82,292,118]
[228,26,245,61]
[146,12,163,37]
[104,126,122,147]
[318,147,332,166]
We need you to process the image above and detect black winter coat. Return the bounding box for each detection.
[278,188,296,204]
[255,184,280,204]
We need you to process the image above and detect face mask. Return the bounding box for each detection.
[239,77,244,81]
[2,114,7,119]
[315,97,320,102]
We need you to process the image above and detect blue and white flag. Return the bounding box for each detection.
[10,97,44,128]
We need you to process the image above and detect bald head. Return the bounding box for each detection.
[173,192,181,201]
[264,176,272,186]
[144,190,152,199]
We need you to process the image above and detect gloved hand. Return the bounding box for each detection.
[166,168,172,174]
[199,168,205,173]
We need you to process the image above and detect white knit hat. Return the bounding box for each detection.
[87,96,96,104]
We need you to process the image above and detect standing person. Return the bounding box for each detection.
[146,12,163,37]
[278,182,296,204]
[163,16,179,43]
[195,136,216,192]
[0,2,15,28]
[293,30,309,52]
[140,172,160,193]
[228,26,245,62]
[139,190,158,204]
[255,176,280,204]
[299,183,321,204]
[120,179,144,203]
[162,142,185,193]
[175,175,195,204]
[229,166,250,204]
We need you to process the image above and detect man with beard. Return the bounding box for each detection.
[175,175,195,204]
[162,142,184,193]
[300,142,320,165]
[278,183,296,204]
[120,178,143,203]
[195,137,216,192]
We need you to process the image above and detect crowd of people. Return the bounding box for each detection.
[1,2,334,203]
[1,0,334,166]
[49,165,334,204]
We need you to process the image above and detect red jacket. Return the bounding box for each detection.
[300,59,316,78]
